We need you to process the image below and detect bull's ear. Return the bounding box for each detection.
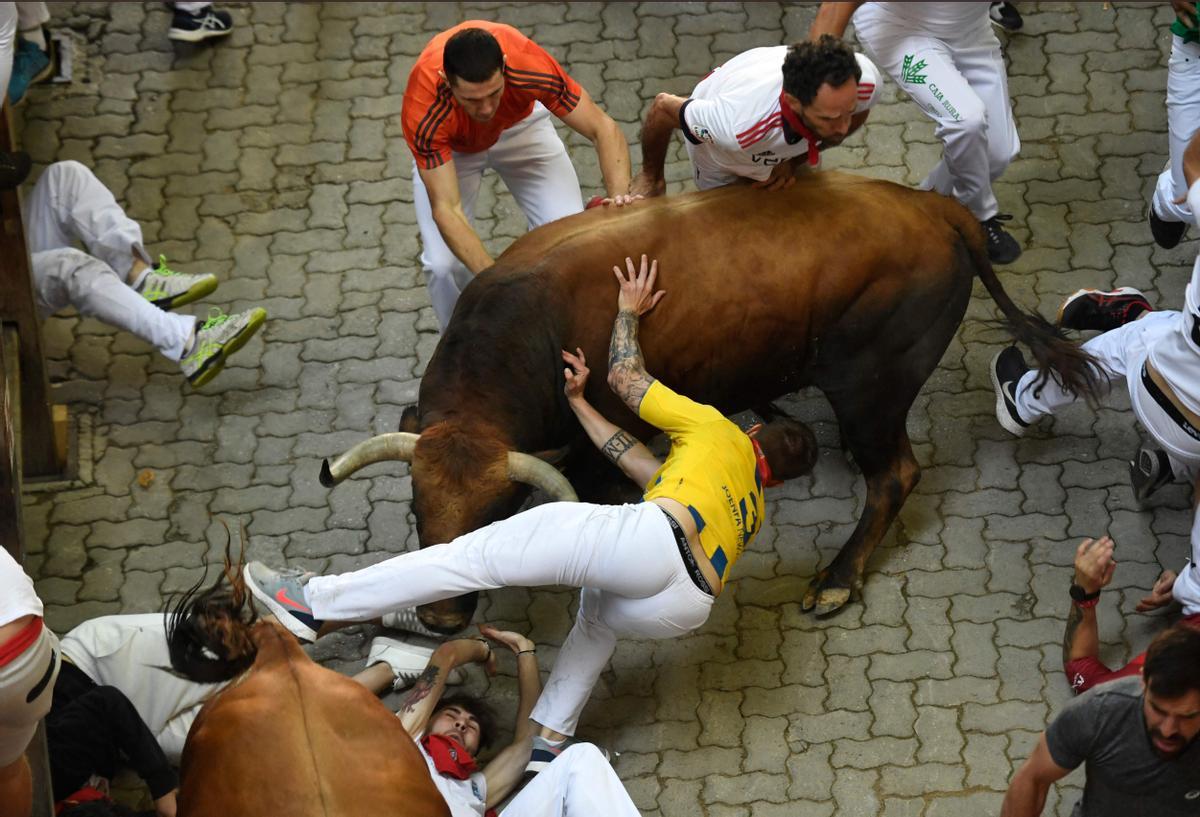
[530,445,571,468]
[399,405,420,433]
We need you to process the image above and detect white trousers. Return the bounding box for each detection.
[0,4,15,102]
[1013,311,1200,611]
[411,104,583,331]
[306,501,714,736]
[1152,36,1200,224]
[27,161,194,360]
[502,743,641,817]
[853,10,1019,220]
[0,625,59,767]
[172,2,212,13]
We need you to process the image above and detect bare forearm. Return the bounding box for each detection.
[1000,774,1049,817]
[1062,602,1099,663]
[607,309,656,411]
[594,118,632,197]
[512,654,542,740]
[1185,130,1200,189]
[568,396,660,484]
[809,1,860,38]
[638,95,683,183]
[432,205,493,274]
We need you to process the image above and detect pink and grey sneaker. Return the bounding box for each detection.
[1057,287,1151,333]
[243,561,323,642]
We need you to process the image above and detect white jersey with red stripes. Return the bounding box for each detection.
[680,46,881,190]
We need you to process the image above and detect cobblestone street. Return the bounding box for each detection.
[14,2,1200,815]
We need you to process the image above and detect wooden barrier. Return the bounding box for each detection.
[0,101,61,478]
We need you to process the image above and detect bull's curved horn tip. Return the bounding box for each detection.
[318,459,335,487]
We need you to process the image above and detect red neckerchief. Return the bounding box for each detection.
[778,93,821,167]
[55,786,109,815]
[421,733,478,780]
[749,436,783,489]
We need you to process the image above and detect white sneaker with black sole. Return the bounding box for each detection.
[367,636,466,690]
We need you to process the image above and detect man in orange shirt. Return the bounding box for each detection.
[402,21,635,330]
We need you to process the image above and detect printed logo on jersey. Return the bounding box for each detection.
[901,54,928,85]
[691,124,714,144]
[750,149,786,166]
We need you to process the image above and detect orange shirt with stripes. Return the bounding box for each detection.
[402,21,583,170]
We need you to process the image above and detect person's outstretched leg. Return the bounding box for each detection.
[503,743,641,816]
[32,248,195,360]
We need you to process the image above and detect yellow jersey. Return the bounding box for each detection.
[639,380,764,582]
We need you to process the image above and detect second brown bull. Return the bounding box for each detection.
[322,171,1099,630]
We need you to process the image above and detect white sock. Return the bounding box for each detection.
[21,27,46,52]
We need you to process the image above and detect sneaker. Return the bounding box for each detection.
[133,256,218,311]
[367,636,466,690]
[381,606,450,640]
[524,735,614,777]
[1149,205,1187,250]
[1130,444,1173,505]
[180,307,266,387]
[8,38,53,105]
[981,214,1022,265]
[0,150,31,190]
[242,561,323,642]
[990,346,1031,437]
[1057,287,1152,332]
[989,1,1024,31]
[167,6,234,42]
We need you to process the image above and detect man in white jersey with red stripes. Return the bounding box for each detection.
[631,36,880,195]
[991,130,1200,625]
[812,2,1023,264]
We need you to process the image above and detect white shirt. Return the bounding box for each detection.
[681,46,881,188]
[0,548,42,627]
[416,740,487,817]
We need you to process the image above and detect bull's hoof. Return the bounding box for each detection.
[801,573,853,616]
[417,608,471,636]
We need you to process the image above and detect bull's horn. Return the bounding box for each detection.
[320,432,419,487]
[507,452,578,501]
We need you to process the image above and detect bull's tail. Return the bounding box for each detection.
[166,520,259,684]
[951,213,1106,405]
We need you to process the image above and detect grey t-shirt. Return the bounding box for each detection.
[1046,676,1200,816]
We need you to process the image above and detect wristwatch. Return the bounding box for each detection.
[1069,583,1100,607]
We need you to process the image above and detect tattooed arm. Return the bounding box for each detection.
[397,637,491,738]
[607,255,665,414]
[563,347,663,487]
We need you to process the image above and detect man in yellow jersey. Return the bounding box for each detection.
[244,256,816,768]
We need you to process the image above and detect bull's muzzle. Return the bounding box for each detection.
[319,431,579,501]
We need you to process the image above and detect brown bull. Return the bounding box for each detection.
[166,568,449,817]
[324,170,1098,627]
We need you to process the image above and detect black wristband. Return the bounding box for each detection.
[1069,583,1101,603]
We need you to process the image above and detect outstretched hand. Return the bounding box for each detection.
[1073,536,1116,594]
[562,348,589,401]
[1136,569,1177,613]
[614,254,666,316]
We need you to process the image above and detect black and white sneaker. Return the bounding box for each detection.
[1130,444,1173,506]
[1057,287,1152,332]
[989,2,1024,31]
[168,6,234,42]
[1149,205,1187,250]
[981,214,1022,265]
[990,346,1031,436]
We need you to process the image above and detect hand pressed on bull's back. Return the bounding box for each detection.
[244,254,817,750]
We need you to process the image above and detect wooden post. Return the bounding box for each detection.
[0,326,22,561]
[0,101,61,477]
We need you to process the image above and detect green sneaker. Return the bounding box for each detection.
[181,307,266,387]
[134,255,218,311]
